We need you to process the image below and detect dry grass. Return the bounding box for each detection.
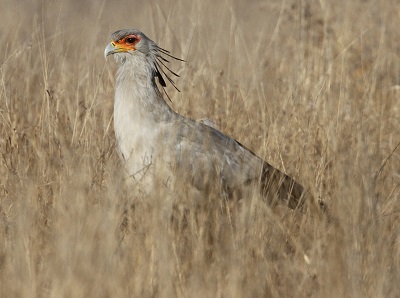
[1,0,399,297]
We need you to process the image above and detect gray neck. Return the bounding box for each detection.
[112,53,176,161]
[114,54,174,120]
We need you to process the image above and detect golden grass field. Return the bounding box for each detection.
[1,0,399,297]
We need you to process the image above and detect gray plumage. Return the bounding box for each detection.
[105,29,308,209]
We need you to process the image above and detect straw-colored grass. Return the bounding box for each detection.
[1,0,399,297]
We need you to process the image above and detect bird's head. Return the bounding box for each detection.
[104,29,154,59]
[104,29,184,97]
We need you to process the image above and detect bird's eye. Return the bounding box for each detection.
[126,37,136,43]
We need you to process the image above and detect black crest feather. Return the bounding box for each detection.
[153,46,185,101]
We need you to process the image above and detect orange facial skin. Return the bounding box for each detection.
[112,34,141,52]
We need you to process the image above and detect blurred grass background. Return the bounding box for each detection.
[0,0,399,297]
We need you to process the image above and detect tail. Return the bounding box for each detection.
[260,162,308,209]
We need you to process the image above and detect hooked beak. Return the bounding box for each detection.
[104,42,117,58]
[104,41,134,58]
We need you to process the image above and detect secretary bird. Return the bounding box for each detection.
[104,29,312,209]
